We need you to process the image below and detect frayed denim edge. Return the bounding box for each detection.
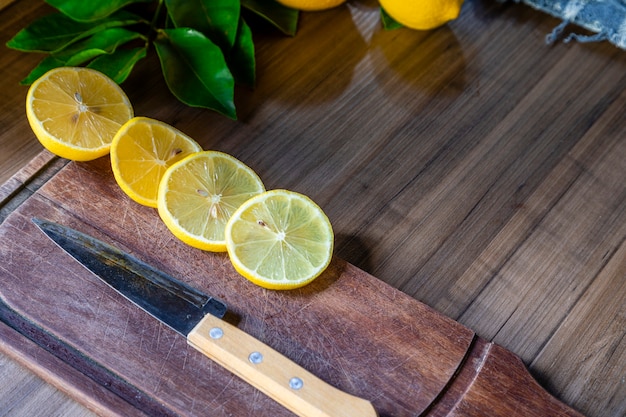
[508,0,626,49]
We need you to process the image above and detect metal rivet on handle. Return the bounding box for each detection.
[249,351,263,364]
[248,352,263,365]
[209,327,224,339]
[289,377,304,390]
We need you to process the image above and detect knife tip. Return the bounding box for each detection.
[31,217,44,228]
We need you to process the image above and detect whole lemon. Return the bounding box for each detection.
[380,0,464,30]
[275,0,346,11]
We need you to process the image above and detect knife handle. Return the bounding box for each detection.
[187,313,378,417]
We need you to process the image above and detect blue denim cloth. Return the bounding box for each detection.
[511,0,626,49]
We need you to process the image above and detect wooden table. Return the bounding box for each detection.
[1,0,624,416]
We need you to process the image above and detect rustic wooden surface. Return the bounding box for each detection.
[0,0,624,416]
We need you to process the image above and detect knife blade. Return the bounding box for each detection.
[32,218,377,417]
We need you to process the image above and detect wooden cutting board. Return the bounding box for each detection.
[0,152,583,416]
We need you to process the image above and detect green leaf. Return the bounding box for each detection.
[20,28,145,84]
[57,27,145,61]
[154,28,236,119]
[6,10,144,53]
[45,0,153,22]
[20,56,65,85]
[88,46,148,83]
[165,0,240,50]
[380,7,403,30]
[242,0,298,36]
[228,18,255,87]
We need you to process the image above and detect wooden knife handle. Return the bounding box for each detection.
[187,313,378,417]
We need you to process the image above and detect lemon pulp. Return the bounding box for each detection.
[225,190,334,290]
[158,151,265,252]
[26,67,133,161]
[111,117,202,207]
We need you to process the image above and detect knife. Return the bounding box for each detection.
[32,218,377,417]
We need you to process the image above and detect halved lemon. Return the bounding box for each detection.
[225,190,334,290]
[26,67,133,161]
[157,151,265,252]
[110,117,202,207]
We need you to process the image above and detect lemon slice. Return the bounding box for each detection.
[225,190,334,290]
[110,117,202,207]
[26,67,133,161]
[158,151,265,252]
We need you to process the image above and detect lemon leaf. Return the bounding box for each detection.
[20,28,145,85]
[165,0,240,50]
[242,0,299,36]
[45,0,153,22]
[6,10,144,53]
[227,17,255,87]
[20,57,63,86]
[380,7,403,30]
[9,0,298,119]
[87,46,148,83]
[155,28,236,119]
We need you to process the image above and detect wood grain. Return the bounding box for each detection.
[0,0,624,416]
[0,0,55,186]
[0,351,90,417]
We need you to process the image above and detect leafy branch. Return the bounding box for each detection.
[6,0,299,119]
